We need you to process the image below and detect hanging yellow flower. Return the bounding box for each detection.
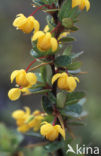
[10,69,37,87]
[52,72,79,92]
[40,122,65,141]
[8,88,21,101]
[12,107,45,133]
[12,107,31,132]
[32,31,58,52]
[72,0,90,11]
[13,14,40,33]
[8,87,30,101]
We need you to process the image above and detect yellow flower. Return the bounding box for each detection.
[44,25,50,33]
[12,107,31,133]
[72,0,90,11]
[32,31,58,52]
[58,32,70,41]
[8,87,30,101]
[8,88,21,101]
[10,69,37,87]
[12,107,44,133]
[29,115,44,131]
[52,72,79,92]
[40,122,65,141]
[13,14,40,33]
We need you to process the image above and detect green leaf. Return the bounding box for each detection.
[63,46,72,56]
[57,92,67,108]
[70,25,79,31]
[30,49,43,58]
[26,132,43,138]
[71,51,84,59]
[60,99,87,118]
[30,87,51,94]
[35,72,43,82]
[58,0,80,21]
[67,61,82,70]
[43,115,54,123]
[68,121,86,126]
[44,141,64,153]
[32,0,44,6]
[68,69,81,74]
[55,55,71,68]
[65,92,86,106]
[0,124,23,152]
[60,36,75,42]
[48,92,56,104]
[33,147,48,156]
[42,96,54,114]
[40,66,47,83]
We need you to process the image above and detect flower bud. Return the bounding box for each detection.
[62,18,73,29]
[8,88,21,101]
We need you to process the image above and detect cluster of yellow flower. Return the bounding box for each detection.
[8,69,37,101]
[13,14,58,53]
[12,107,65,141]
[8,71,79,101]
[8,0,90,142]
[12,107,44,132]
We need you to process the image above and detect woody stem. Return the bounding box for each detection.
[29,62,53,71]
[30,4,49,16]
[52,116,57,126]
[51,22,61,34]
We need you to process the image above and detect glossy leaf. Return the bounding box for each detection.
[58,0,80,21]
[67,61,82,70]
[60,36,75,42]
[55,55,71,68]
[71,51,84,59]
[44,141,64,153]
[40,66,47,83]
[65,92,86,106]
[63,46,72,56]
[42,96,54,114]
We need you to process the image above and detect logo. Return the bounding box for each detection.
[66,144,99,155]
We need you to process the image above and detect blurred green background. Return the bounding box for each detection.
[0,0,101,155]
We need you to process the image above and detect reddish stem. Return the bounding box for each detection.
[52,116,57,126]
[25,56,46,72]
[51,22,61,34]
[30,4,49,16]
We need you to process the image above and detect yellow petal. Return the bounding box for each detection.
[13,14,26,27]
[85,0,90,11]
[72,0,81,8]
[52,73,62,84]
[74,77,80,82]
[58,32,70,40]
[12,110,25,119]
[44,25,49,32]
[51,37,58,52]
[67,77,77,92]
[8,88,21,101]
[55,125,65,140]
[26,72,37,85]
[32,31,45,41]
[33,19,40,33]
[17,124,30,133]
[21,88,30,94]
[24,107,31,115]
[10,70,19,83]
[79,0,85,10]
